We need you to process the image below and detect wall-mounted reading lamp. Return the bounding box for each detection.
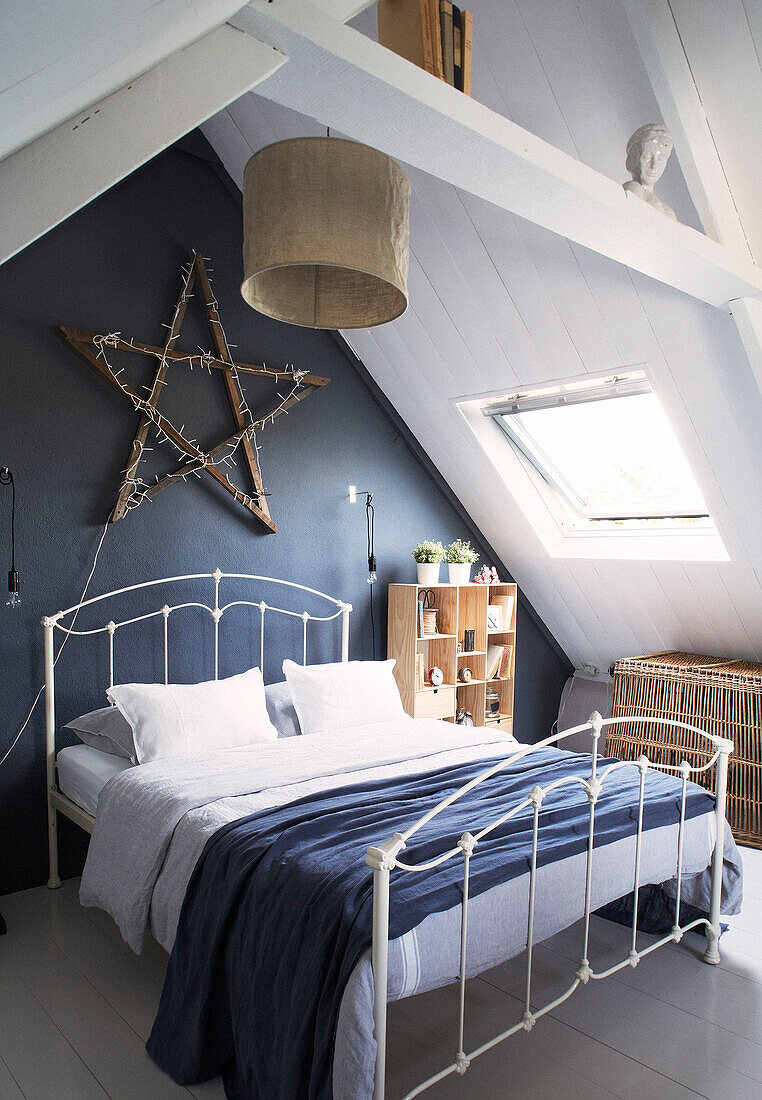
[348,485,376,659]
[0,467,20,609]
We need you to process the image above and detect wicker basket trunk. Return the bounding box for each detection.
[607,651,762,848]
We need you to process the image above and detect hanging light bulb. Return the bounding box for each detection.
[1,468,20,609]
[6,570,20,609]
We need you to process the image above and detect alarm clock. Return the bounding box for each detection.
[458,667,473,683]
[428,666,444,687]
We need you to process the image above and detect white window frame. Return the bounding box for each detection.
[454,370,728,564]
[487,372,710,522]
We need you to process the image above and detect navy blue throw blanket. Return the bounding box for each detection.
[147,748,713,1100]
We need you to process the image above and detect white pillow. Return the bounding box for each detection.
[108,666,278,764]
[282,659,404,736]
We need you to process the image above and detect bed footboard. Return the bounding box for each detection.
[366,712,733,1100]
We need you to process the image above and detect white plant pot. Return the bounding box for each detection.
[416,561,441,585]
[448,563,472,585]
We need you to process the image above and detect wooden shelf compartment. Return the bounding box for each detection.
[485,713,513,729]
[456,651,485,684]
[457,584,489,655]
[456,680,486,726]
[388,581,517,725]
[414,683,456,720]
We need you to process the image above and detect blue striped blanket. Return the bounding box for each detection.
[147,747,713,1099]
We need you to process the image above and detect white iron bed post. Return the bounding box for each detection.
[43,613,62,889]
[366,832,406,1100]
[340,601,352,662]
[703,737,732,964]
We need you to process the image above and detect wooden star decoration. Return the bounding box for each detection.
[58,253,329,534]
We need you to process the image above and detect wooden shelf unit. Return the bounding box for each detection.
[388,582,517,727]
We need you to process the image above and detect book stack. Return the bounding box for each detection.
[486,643,514,681]
[415,652,426,690]
[378,0,474,94]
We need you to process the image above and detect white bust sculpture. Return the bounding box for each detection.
[623,123,677,220]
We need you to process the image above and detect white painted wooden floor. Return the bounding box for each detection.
[0,847,760,1100]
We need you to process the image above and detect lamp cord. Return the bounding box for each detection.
[0,514,112,770]
[365,492,376,661]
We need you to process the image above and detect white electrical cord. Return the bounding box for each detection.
[0,516,112,769]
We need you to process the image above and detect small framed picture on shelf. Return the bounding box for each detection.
[487,605,502,631]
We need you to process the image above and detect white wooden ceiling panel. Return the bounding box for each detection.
[406,190,515,390]
[669,0,762,261]
[403,170,540,384]
[591,560,670,655]
[461,194,590,382]
[617,562,687,654]
[514,0,628,176]
[510,221,622,373]
[402,256,490,393]
[572,562,643,660]
[467,1,578,158]
[204,0,762,670]
[653,564,724,656]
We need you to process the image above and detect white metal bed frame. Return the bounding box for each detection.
[42,568,352,889]
[40,571,732,1100]
[366,712,733,1100]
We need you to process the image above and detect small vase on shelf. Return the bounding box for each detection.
[445,539,479,585]
[412,541,445,586]
[417,561,441,585]
[448,563,471,585]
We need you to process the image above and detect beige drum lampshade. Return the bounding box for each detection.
[241,137,410,329]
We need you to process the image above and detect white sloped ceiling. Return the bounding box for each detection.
[203,0,762,672]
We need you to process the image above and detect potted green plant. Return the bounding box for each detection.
[412,540,445,585]
[445,539,479,584]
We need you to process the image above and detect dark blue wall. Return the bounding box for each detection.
[0,135,570,894]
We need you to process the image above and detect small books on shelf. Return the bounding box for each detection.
[486,644,514,681]
[415,652,425,690]
[492,594,515,630]
[378,0,473,93]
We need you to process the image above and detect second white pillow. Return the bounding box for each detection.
[108,666,278,764]
[282,659,404,736]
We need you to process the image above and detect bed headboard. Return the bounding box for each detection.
[41,569,352,819]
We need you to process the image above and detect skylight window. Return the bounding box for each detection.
[488,372,708,522]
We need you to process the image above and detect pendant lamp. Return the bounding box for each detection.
[241,137,410,329]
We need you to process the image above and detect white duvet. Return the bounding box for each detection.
[79,718,726,1100]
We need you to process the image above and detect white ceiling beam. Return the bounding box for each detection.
[621,0,752,259]
[0,0,255,163]
[0,26,285,267]
[622,1,762,397]
[231,0,762,309]
[309,0,374,20]
[729,298,762,397]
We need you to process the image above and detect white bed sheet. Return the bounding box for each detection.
[57,743,133,817]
